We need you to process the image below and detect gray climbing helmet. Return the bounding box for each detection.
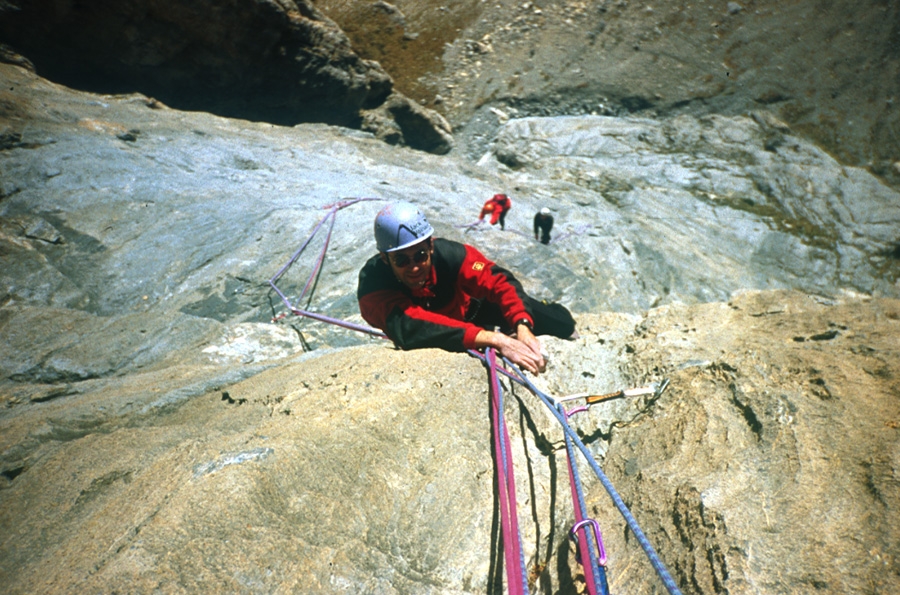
[374,201,435,252]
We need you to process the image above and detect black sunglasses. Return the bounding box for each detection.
[390,248,431,268]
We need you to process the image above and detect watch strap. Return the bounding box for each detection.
[515,318,533,331]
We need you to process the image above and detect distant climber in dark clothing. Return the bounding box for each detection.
[479,193,512,229]
[534,207,554,244]
[357,201,577,375]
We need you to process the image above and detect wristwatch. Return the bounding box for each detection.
[515,318,533,331]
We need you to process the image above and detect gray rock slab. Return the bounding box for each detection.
[2,64,900,595]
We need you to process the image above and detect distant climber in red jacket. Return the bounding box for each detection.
[357,201,577,375]
[479,193,512,229]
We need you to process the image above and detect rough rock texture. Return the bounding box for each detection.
[0,0,387,125]
[2,291,897,594]
[0,0,450,152]
[5,0,899,169]
[584,290,900,595]
[1,63,900,593]
[319,0,900,178]
[0,345,508,594]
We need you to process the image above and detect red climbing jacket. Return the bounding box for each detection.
[480,193,512,226]
[357,238,533,352]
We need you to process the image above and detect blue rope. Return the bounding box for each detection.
[506,360,684,595]
[561,404,610,595]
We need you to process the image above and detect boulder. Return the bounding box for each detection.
[362,92,454,154]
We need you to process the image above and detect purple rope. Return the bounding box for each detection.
[289,307,386,337]
[270,197,385,318]
[456,219,485,231]
[505,229,532,240]
[269,212,332,289]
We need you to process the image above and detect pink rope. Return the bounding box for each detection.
[487,348,530,594]
[297,210,336,304]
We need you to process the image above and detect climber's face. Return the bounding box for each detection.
[382,239,433,290]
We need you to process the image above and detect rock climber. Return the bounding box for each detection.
[533,207,554,244]
[357,201,577,375]
[479,193,512,230]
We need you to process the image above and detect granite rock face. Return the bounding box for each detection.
[2,291,897,595]
[584,290,900,595]
[1,64,899,593]
[485,113,900,311]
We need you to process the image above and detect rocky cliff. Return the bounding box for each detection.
[3,288,897,594]
[5,0,900,171]
[1,8,900,592]
[2,61,899,594]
